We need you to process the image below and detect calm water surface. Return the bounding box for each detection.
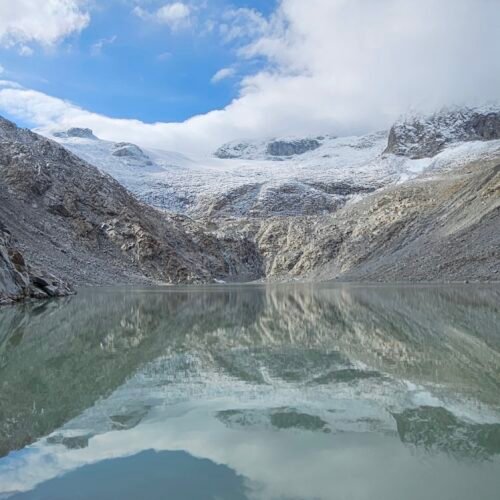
[0,284,499,499]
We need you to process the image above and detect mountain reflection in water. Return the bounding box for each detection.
[0,284,499,499]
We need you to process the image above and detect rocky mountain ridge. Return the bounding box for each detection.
[214,136,325,159]
[1,106,499,302]
[385,106,500,159]
[0,117,263,301]
[48,128,419,218]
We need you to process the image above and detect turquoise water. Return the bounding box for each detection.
[0,284,499,499]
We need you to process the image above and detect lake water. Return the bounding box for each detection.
[0,284,499,499]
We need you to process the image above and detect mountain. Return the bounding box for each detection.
[0,105,499,303]
[48,128,420,218]
[48,106,500,220]
[245,144,500,282]
[0,116,262,298]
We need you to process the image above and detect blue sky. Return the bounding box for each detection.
[0,0,277,124]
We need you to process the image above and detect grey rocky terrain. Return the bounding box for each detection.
[385,106,500,158]
[0,107,499,302]
[0,221,73,305]
[0,116,262,299]
[223,149,500,282]
[215,137,324,159]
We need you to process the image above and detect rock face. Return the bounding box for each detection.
[112,142,151,164]
[0,222,73,305]
[191,181,375,218]
[214,136,324,160]
[214,141,258,159]
[0,116,263,298]
[242,151,500,282]
[385,107,500,158]
[53,128,98,140]
[266,138,321,156]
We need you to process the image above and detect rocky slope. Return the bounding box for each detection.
[47,106,500,221]
[217,146,499,282]
[0,222,72,305]
[48,128,423,218]
[1,106,499,300]
[0,116,262,294]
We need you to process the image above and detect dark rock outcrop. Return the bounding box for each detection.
[53,128,98,140]
[0,222,73,305]
[214,137,322,159]
[111,142,153,166]
[266,138,321,157]
[214,141,258,159]
[385,107,500,159]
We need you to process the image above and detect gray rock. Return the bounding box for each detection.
[385,107,500,158]
[0,223,73,305]
[0,115,264,293]
[266,138,321,156]
[53,128,98,140]
[111,142,153,165]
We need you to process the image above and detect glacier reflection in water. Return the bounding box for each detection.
[0,284,499,499]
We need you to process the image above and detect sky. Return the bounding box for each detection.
[0,0,499,155]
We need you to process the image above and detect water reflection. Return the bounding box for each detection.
[0,284,499,499]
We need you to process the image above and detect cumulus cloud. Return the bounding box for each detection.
[1,0,499,156]
[0,0,90,49]
[133,2,191,30]
[211,67,235,84]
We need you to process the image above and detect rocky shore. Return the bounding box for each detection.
[0,222,73,305]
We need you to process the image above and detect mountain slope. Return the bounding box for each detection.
[1,106,499,299]
[0,117,262,291]
[245,146,500,282]
[47,106,500,221]
[48,129,430,218]
[0,222,72,304]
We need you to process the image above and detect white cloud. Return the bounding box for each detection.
[0,64,3,74]
[91,35,117,56]
[218,8,268,44]
[0,0,90,48]
[211,67,235,84]
[133,2,191,30]
[1,0,499,156]
[0,80,23,89]
[18,44,34,56]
